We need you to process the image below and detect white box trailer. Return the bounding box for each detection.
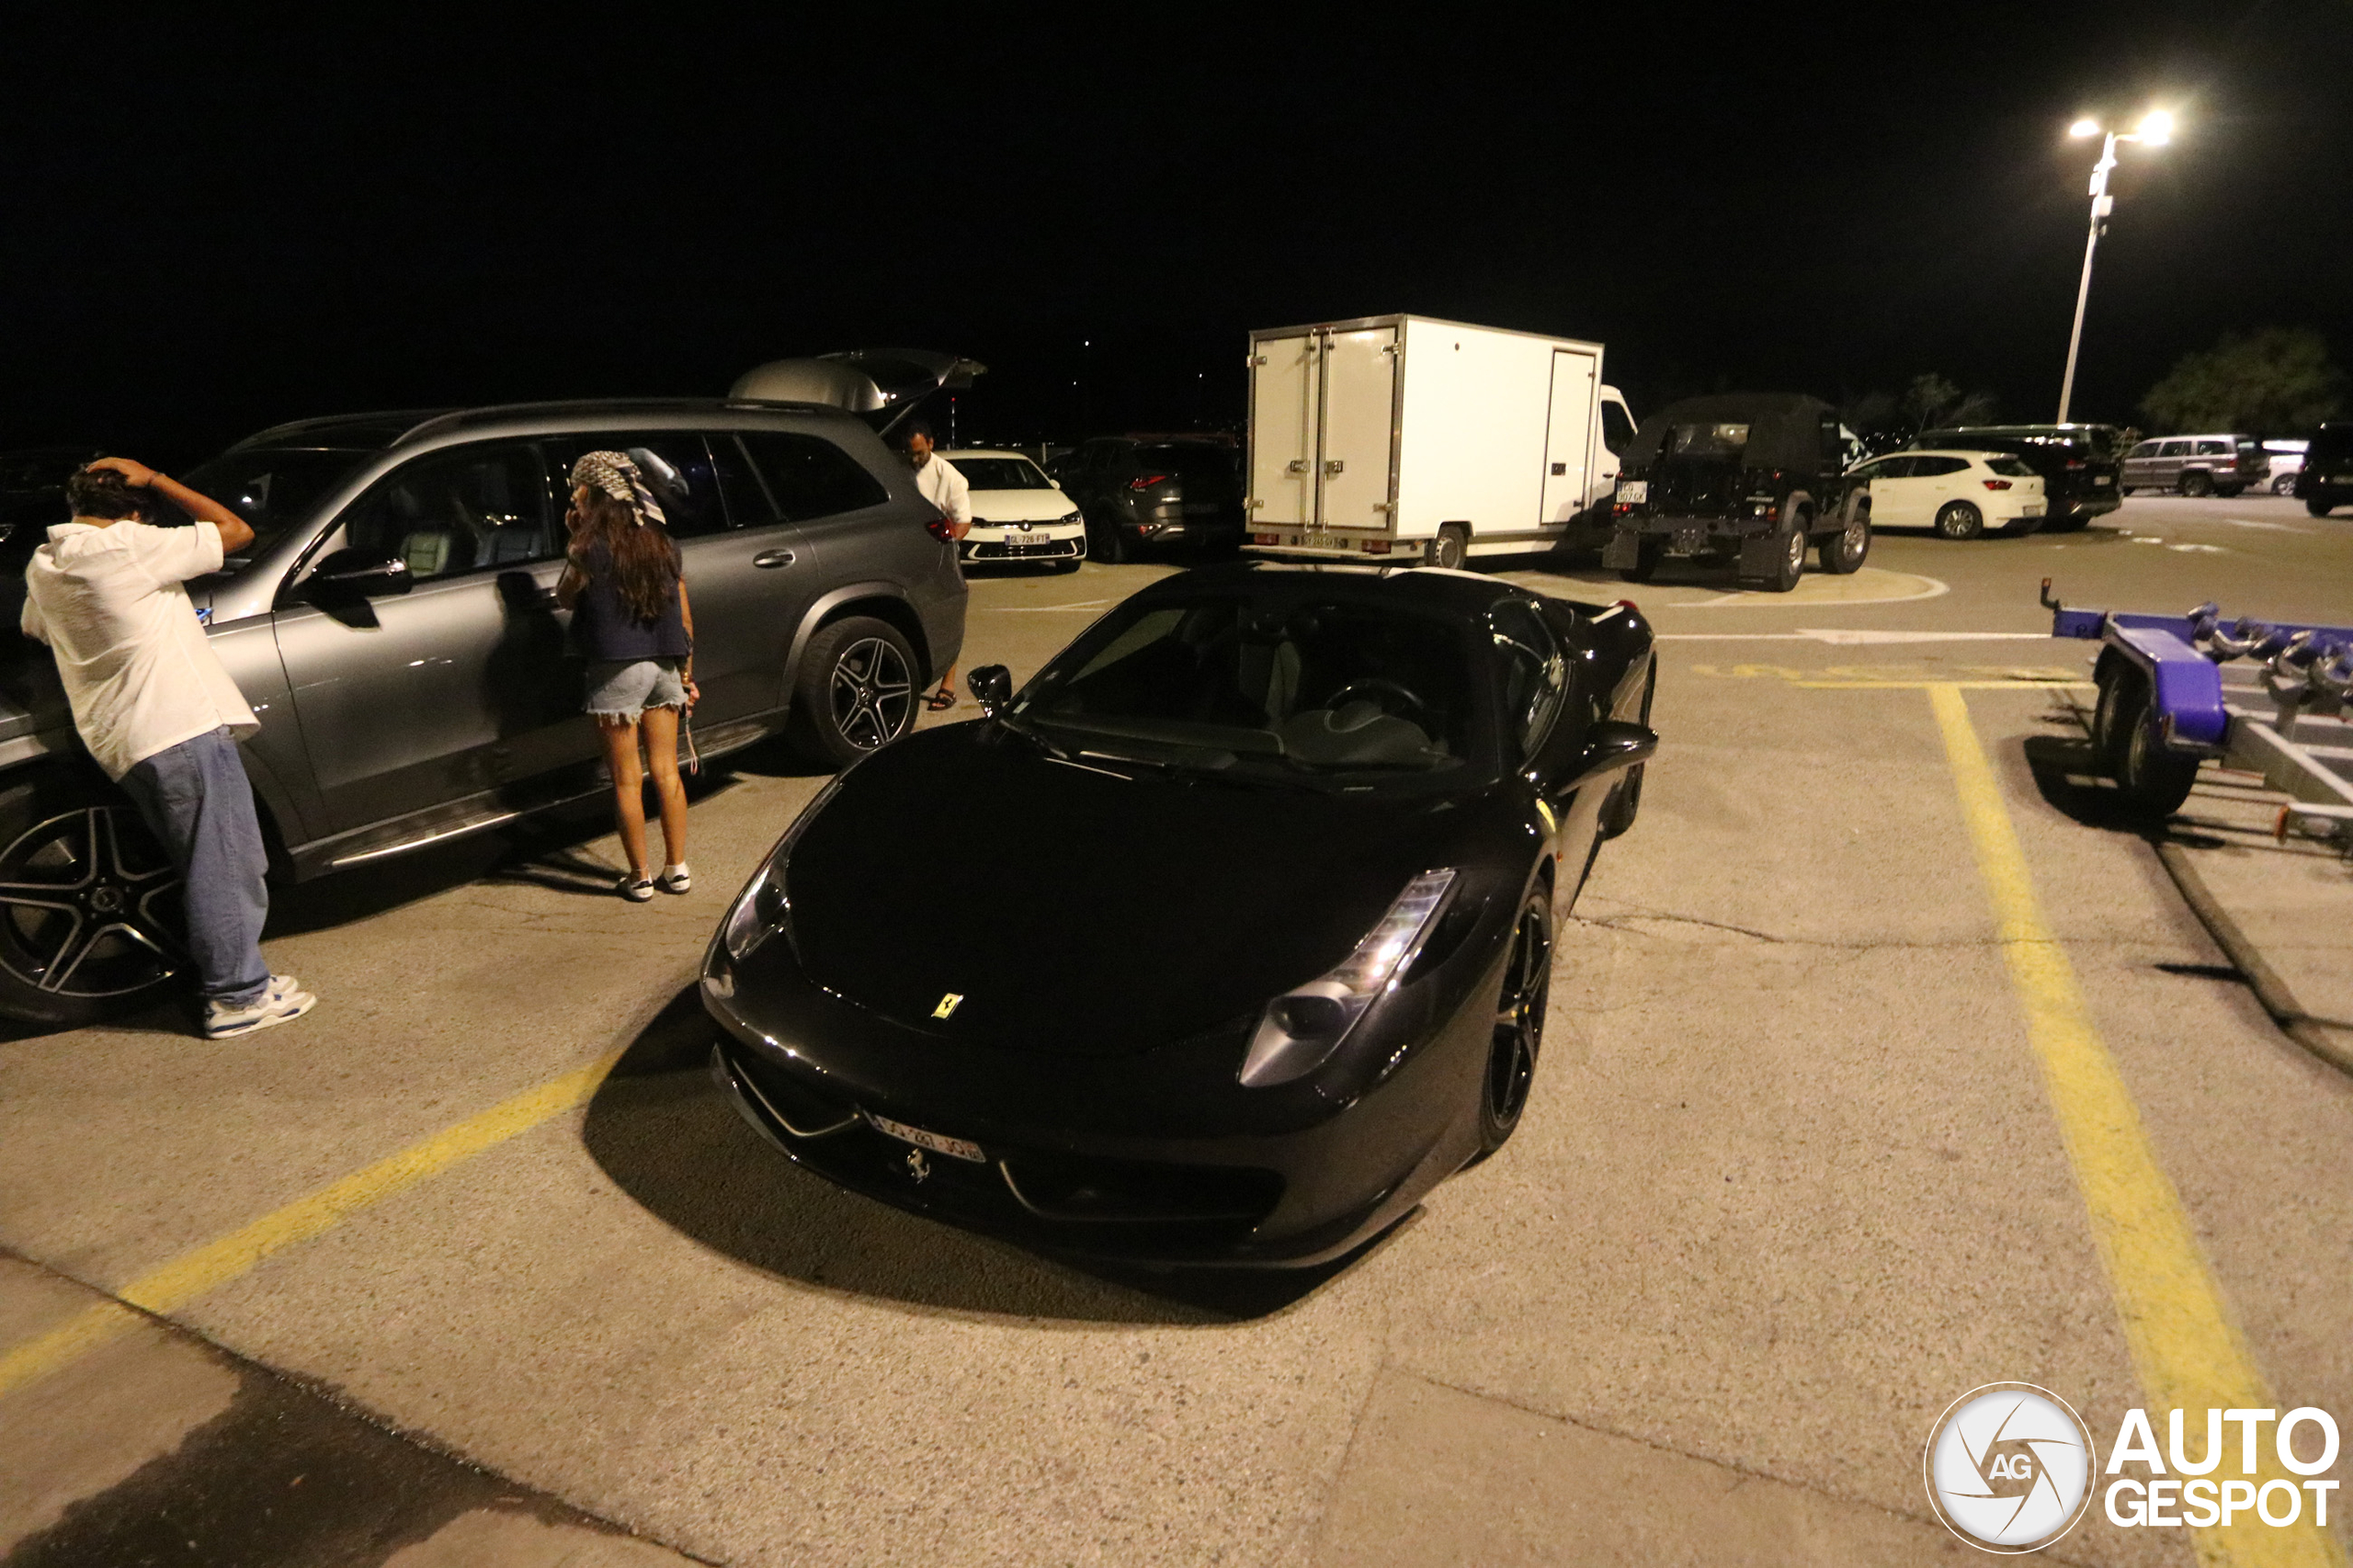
[1245,314,1633,568]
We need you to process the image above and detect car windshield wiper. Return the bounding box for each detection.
[995,710,1074,761]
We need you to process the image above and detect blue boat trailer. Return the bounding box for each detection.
[2041,578,2353,834]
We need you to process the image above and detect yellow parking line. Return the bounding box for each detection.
[0,1049,622,1402]
[1929,685,2343,1568]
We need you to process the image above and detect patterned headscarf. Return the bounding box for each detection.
[568,449,667,528]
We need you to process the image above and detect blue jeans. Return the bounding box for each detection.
[118,728,271,1007]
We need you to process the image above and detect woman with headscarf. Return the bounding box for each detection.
[557,450,697,901]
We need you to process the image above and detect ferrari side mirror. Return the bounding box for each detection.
[970,665,1014,717]
[1570,720,1657,784]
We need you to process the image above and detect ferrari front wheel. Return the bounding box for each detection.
[1478,888,1552,1153]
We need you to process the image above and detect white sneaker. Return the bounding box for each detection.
[655,863,690,894]
[205,974,317,1040]
[618,873,654,902]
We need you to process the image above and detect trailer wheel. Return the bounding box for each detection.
[2090,653,2137,775]
[2118,705,2200,817]
[1427,523,1469,571]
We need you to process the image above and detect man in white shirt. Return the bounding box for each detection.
[904,421,970,710]
[21,458,316,1039]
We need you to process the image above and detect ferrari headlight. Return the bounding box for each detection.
[722,864,781,962]
[1239,869,1457,1087]
[715,776,846,965]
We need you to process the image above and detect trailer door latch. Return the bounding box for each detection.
[1324,460,1346,475]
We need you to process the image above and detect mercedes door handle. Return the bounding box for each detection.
[753,549,797,569]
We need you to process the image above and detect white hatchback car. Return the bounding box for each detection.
[1847,449,2049,540]
[941,449,1086,572]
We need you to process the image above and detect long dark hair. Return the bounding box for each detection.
[574,494,680,622]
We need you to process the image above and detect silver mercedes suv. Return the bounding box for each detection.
[0,397,965,1027]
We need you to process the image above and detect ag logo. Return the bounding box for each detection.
[1924,1383,2095,1553]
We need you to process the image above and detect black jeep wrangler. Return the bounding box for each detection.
[1601,393,1868,592]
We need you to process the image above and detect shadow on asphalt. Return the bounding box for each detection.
[264,737,823,937]
[579,985,1391,1327]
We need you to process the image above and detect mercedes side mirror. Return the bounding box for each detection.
[1570,720,1657,784]
[308,548,414,597]
[970,665,1014,717]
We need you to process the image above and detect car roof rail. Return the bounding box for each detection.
[392,396,831,449]
[228,409,454,451]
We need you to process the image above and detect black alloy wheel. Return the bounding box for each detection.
[0,782,185,1028]
[1428,524,1470,571]
[790,616,918,768]
[1934,501,1984,541]
[1820,508,1870,574]
[2178,472,2213,497]
[1479,887,1553,1152]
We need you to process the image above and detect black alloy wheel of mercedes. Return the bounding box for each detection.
[791,616,918,767]
[0,777,186,1028]
[1479,887,1553,1152]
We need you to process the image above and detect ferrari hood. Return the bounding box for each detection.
[779,723,1489,1057]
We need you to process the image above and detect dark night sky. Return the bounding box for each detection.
[7,4,2350,460]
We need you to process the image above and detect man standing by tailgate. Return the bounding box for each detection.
[903,419,970,710]
[21,458,316,1039]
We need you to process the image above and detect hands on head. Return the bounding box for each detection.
[85,456,156,487]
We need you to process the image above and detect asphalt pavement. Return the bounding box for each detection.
[2,494,2347,1566]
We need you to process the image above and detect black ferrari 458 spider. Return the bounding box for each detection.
[701,562,1656,1267]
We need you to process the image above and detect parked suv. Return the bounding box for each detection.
[1913,424,2123,529]
[1602,393,1870,591]
[1052,436,1244,562]
[2295,423,2353,517]
[2120,433,2268,496]
[0,399,964,1028]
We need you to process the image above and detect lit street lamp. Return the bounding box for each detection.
[2056,109,2174,423]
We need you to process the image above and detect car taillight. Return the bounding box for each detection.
[926,517,954,540]
[1983,479,2013,491]
[2065,459,2086,470]
[1127,472,1170,490]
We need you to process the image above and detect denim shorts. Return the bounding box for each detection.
[585,658,688,722]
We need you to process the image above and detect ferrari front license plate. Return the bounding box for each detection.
[864,1109,985,1163]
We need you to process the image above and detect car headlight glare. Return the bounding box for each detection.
[1239,869,1457,1088]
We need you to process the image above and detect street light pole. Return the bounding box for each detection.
[2055,132,2118,425]
[2054,111,2171,425]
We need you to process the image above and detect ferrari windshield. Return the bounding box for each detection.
[177,447,373,560]
[1012,586,1483,786]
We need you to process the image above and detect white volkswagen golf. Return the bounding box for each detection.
[1847,449,2049,540]
[941,449,1086,572]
